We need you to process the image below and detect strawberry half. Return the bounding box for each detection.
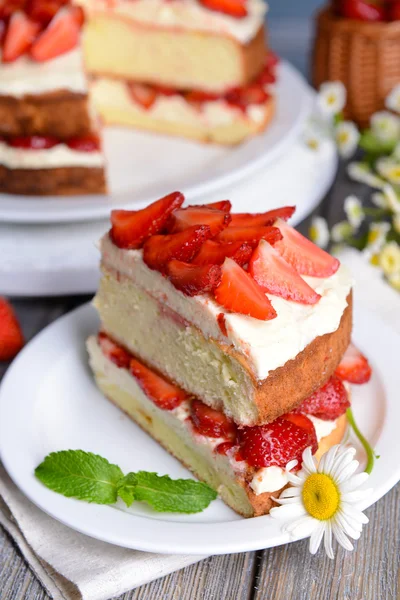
[198,0,248,18]
[143,225,211,272]
[227,84,269,108]
[282,412,316,435]
[204,200,232,212]
[9,135,58,149]
[191,399,237,438]
[27,0,69,25]
[167,206,231,236]
[274,219,340,277]
[0,298,24,361]
[110,191,184,249]
[30,6,80,62]
[335,343,372,385]
[229,206,295,227]
[128,83,158,109]
[166,260,222,296]
[249,240,321,305]
[2,11,40,63]
[214,257,277,320]
[215,225,282,246]
[238,416,317,469]
[66,135,101,152]
[98,332,130,369]
[130,358,187,410]
[192,240,253,267]
[294,375,350,420]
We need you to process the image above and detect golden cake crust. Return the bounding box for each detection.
[0,165,106,195]
[0,91,94,139]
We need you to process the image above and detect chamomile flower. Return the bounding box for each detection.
[270,446,370,559]
[371,191,387,208]
[303,130,323,151]
[335,121,360,158]
[379,241,400,276]
[370,111,400,143]
[383,184,400,214]
[365,222,391,254]
[344,195,364,229]
[388,272,400,291]
[376,157,400,185]
[385,84,400,115]
[317,82,346,119]
[347,162,386,189]
[331,220,353,243]
[309,216,329,248]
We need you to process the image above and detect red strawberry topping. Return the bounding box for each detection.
[110,191,184,250]
[226,84,269,108]
[143,225,212,272]
[130,358,187,411]
[216,225,282,246]
[191,399,237,438]
[214,441,237,456]
[66,135,101,152]
[192,240,253,267]
[204,200,232,212]
[294,375,350,421]
[335,343,372,385]
[249,240,321,305]
[239,415,317,469]
[0,298,24,361]
[8,135,58,149]
[128,83,158,109]
[198,0,248,18]
[282,412,316,434]
[30,6,80,62]
[214,257,277,320]
[229,206,295,227]
[167,206,231,236]
[0,0,27,20]
[274,219,340,277]
[2,11,40,63]
[27,0,69,25]
[166,260,222,296]
[217,313,228,336]
[98,332,130,369]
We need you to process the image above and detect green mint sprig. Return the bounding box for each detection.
[35,450,217,514]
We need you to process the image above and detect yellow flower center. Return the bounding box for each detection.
[370,253,380,266]
[327,93,336,106]
[302,473,340,521]
[309,225,317,241]
[307,139,319,150]
[338,131,349,144]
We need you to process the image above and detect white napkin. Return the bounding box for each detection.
[1,248,398,600]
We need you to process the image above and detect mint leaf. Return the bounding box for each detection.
[117,473,137,507]
[122,471,217,513]
[35,450,124,504]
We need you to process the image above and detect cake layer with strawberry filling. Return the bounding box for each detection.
[93,193,353,426]
[87,332,353,517]
[79,0,268,94]
[90,54,276,144]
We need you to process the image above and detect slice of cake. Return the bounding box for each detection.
[0,3,106,195]
[93,193,352,427]
[87,331,350,517]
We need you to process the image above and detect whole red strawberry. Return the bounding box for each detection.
[0,298,24,361]
[293,375,350,421]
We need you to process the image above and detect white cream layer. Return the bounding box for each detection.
[91,78,268,127]
[78,0,267,44]
[0,141,104,169]
[100,235,353,381]
[0,48,87,98]
[250,416,338,494]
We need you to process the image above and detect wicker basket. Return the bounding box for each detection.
[312,7,400,128]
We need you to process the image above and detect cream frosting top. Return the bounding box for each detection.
[0,48,87,97]
[78,0,267,44]
[100,235,353,381]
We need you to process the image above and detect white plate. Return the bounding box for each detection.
[1,300,398,555]
[0,62,312,224]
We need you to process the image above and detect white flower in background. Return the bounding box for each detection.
[385,84,400,114]
[393,214,400,235]
[365,222,391,254]
[344,195,364,229]
[335,121,360,158]
[376,157,400,185]
[317,81,346,118]
[371,191,387,208]
[270,446,370,559]
[309,216,330,248]
[379,241,400,276]
[388,272,400,291]
[370,111,400,142]
[303,129,323,151]
[383,184,400,214]
[347,162,386,189]
[331,220,353,243]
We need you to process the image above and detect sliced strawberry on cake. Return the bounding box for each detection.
[0,297,24,361]
[335,343,372,384]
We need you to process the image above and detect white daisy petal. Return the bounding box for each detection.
[317,81,346,119]
[286,471,305,486]
[339,472,370,492]
[278,486,302,499]
[269,503,307,521]
[302,447,318,474]
[332,521,354,551]
[328,448,357,479]
[335,511,363,539]
[272,495,302,505]
[284,515,318,538]
[335,459,360,484]
[341,489,370,504]
[309,521,326,555]
[323,521,334,559]
[285,459,298,472]
[341,504,369,525]
[335,121,360,158]
[344,195,364,230]
[318,444,340,474]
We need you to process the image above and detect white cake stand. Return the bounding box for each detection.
[1,135,337,296]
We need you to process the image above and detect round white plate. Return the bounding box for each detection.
[0,136,337,297]
[0,62,312,225]
[2,300,397,555]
